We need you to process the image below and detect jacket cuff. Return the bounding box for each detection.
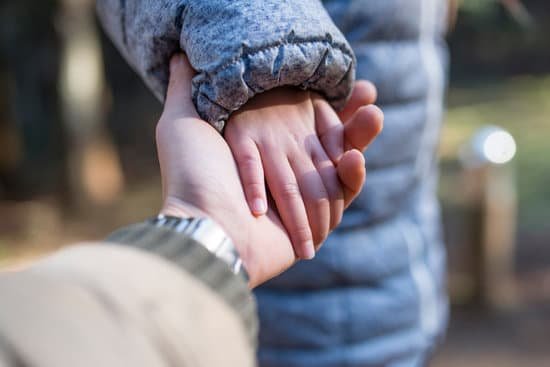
[106,222,258,343]
[192,37,355,131]
[96,0,356,132]
[181,0,356,131]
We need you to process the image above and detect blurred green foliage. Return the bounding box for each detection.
[459,0,499,15]
[449,0,549,79]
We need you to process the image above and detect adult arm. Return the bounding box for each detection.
[96,0,355,130]
[0,237,256,367]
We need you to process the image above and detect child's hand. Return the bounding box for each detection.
[224,86,382,260]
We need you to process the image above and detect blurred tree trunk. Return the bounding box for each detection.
[0,0,67,200]
[59,0,124,211]
[0,0,125,212]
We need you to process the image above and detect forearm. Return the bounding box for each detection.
[106,219,258,337]
[0,222,257,366]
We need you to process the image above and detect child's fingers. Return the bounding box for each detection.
[262,148,316,260]
[337,149,367,208]
[311,145,344,231]
[230,138,267,216]
[344,105,384,152]
[313,96,344,164]
[288,152,331,249]
[338,80,378,123]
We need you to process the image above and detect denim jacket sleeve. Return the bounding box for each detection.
[96,0,356,131]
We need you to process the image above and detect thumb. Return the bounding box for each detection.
[164,53,198,118]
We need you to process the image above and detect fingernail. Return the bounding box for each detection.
[303,241,316,260]
[252,198,266,215]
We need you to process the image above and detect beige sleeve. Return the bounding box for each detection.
[0,243,255,367]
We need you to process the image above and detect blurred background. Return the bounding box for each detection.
[0,0,549,365]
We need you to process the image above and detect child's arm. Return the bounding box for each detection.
[225,83,383,259]
[96,0,355,131]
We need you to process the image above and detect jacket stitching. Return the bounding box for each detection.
[201,38,353,77]
[192,39,354,122]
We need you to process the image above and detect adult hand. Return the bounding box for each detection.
[156,54,381,287]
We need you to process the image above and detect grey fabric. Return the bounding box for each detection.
[96,0,355,131]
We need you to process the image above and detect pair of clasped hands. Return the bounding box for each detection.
[157,54,383,288]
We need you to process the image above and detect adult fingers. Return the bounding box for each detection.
[344,105,384,152]
[164,53,199,119]
[228,136,267,216]
[313,96,344,164]
[288,150,331,249]
[262,147,316,260]
[337,149,367,208]
[338,80,378,123]
[311,144,344,231]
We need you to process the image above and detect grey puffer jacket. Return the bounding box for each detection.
[97,0,449,366]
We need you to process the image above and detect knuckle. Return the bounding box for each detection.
[237,153,260,174]
[245,182,265,196]
[260,140,279,154]
[293,225,313,244]
[280,182,301,200]
[312,195,330,213]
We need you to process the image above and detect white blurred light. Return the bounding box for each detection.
[459,126,517,168]
[482,130,517,164]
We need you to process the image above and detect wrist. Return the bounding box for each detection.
[160,196,253,281]
[235,86,310,114]
[160,196,263,287]
[149,215,246,278]
[160,196,205,219]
